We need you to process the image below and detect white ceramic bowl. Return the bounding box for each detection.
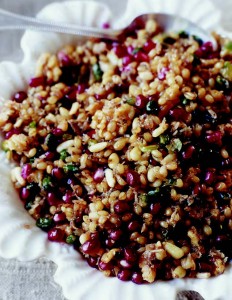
[0,1,231,299]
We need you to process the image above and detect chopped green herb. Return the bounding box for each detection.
[26,183,35,190]
[60,149,68,161]
[66,234,77,244]
[25,201,33,210]
[30,157,35,164]
[178,31,189,39]
[169,138,182,152]
[45,133,56,149]
[159,134,170,145]
[63,133,73,141]
[193,35,203,46]
[140,145,158,152]
[138,193,148,207]
[88,139,97,147]
[92,63,103,81]
[29,121,37,128]
[126,97,136,106]
[220,61,232,81]
[63,163,79,173]
[146,100,158,114]
[1,141,9,152]
[36,217,53,229]
[42,175,52,190]
[147,189,160,200]
[224,41,232,52]
[132,47,142,55]
[163,36,176,45]
[216,75,230,90]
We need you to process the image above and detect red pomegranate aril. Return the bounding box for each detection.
[169,107,189,122]
[48,228,64,242]
[81,239,101,255]
[52,128,63,136]
[119,259,134,269]
[135,94,148,109]
[182,145,195,160]
[57,51,73,66]
[122,55,133,66]
[52,167,64,180]
[128,220,140,231]
[44,151,55,160]
[110,229,123,241]
[99,260,113,271]
[5,128,20,139]
[21,164,32,180]
[113,44,127,58]
[62,190,73,203]
[124,247,137,262]
[87,256,98,268]
[21,187,30,200]
[105,238,116,248]
[132,272,143,284]
[206,131,222,145]
[117,269,132,281]
[158,67,169,80]
[29,76,46,87]
[65,86,77,101]
[114,201,130,214]
[93,168,104,183]
[193,184,201,195]
[144,40,156,53]
[53,212,66,223]
[47,192,60,206]
[150,203,161,215]
[134,51,149,62]
[77,83,86,94]
[205,170,215,185]
[127,45,134,55]
[126,171,140,187]
[13,91,27,103]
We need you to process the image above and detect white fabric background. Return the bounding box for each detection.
[0,2,126,300]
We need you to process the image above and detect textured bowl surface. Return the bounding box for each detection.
[0,1,231,299]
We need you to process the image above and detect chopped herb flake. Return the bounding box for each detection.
[36,217,53,229]
[220,61,232,81]
[42,175,52,190]
[224,41,232,52]
[169,138,182,152]
[29,121,37,128]
[1,141,9,152]
[66,234,77,244]
[92,63,103,81]
[126,97,136,106]
[60,149,68,161]
[63,133,73,141]
[132,47,142,55]
[140,145,158,152]
[63,163,79,173]
[159,134,170,145]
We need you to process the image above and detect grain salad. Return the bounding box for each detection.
[0,18,231,284]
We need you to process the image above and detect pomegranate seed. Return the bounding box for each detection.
[52,167,64,180]
[124,247,137,262]
[65,86,77,101]
[205,170,215,185]
[44,151,55,160]
[114,201,130,214]
[122,55,133,66]
[93,168,104,183]
[53,212,66,223]
[158,67,169,80]
[52,128,63,136]
[99,260,113,271]
[193,184,201,195]
[102,22,110,29]
[81,238,101,255]
[47,192,60,206]
[117,269,132,281]
[13,91,27,102]
[105,238,116,248]
[132,272,143,284]
[48,228,64,242]
[127,45,134,55]
[20,187,30,200]
[182,145,195,160]
[21,164,32,180]
[113,44,127,58]
[128,220,140,231]
[206,131,222,146]
[195,41,214,58]
[110,229,123,241]
[87,256,98,268]
[58,51,73,66]
[169,107,189,122]
[150,203,161,215]
[77,83,86,94]
[134,51,149,62]
[135,94,149,109]
[144,40,156,53]
[29,76,46,87]
[119,259,134,269]
[5,128,20,139]
[62,190,73,203]
[126,171,140,187]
